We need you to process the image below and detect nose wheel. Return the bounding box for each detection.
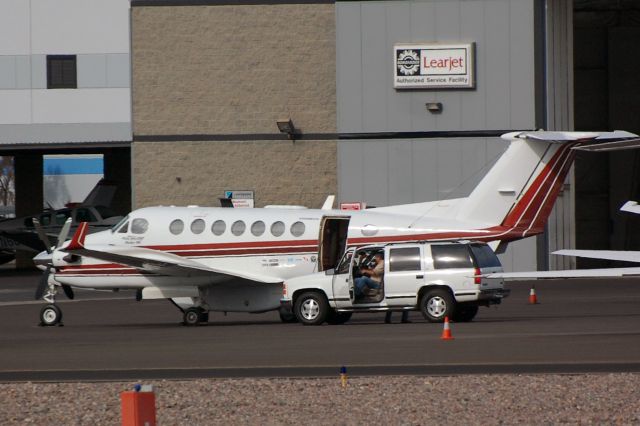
[40,304,63,326]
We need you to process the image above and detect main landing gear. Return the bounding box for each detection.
[182,307,209,326]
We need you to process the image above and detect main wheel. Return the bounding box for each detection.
[40,304,62,326]
[294,292,329,326]
[278,307,298,323]
[326,310,352,325]
[420,289,455,323]
[452,305,479,322]
[183,308,202,326]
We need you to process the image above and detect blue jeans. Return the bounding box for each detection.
[355,276,380,296]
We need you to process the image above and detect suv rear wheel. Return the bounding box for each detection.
[420,289,455,323]
[294,292,329,326]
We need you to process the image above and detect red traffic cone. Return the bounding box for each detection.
[528,286,539,304]
[440,316,454,340]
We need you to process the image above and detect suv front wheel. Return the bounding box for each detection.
[420,288,455,323]
[294,292,329,326]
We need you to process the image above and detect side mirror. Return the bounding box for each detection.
[325,268,335,276]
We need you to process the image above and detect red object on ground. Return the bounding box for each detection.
[121,391,156,426]
[529,286,539,304]
[440,316,454,340]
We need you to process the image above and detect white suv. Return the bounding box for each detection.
[280,241,509,325]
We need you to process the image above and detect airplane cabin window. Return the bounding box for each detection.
[191,219,205,234]
[55,211,70,225]
[170,219,184,235]
[231,220,246,236]
[117,221,129,233]
[251,221,265,236]
[40,214,52,226]
[131,218,149,234]
[211,220,226,236]
[290,221,305,237]
[270,221,285,237]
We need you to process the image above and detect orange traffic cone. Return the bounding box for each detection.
[528,286,539,304]
[440,316,454,340]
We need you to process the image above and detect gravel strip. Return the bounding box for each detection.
[1,374,639,425]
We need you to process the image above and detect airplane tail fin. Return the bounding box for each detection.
[66,222,89,251]
[81,179,117,207]
[455,131,640,240]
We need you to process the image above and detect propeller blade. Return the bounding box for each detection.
[34,266,51,300]
[32,218,53,254]
[62,284,74,300]
[56,217,73,248]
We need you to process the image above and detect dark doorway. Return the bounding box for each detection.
[574,0,640,267]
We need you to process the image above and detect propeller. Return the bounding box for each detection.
[33,217,75,300]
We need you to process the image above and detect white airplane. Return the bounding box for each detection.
[485,200,640,280]
[32,130,640,326]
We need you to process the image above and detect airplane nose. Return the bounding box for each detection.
[33,250,52,270]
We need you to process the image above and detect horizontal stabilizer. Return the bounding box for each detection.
[485,267,640,280]
[554,249,640,264]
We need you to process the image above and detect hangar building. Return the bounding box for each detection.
[1,0,639,271]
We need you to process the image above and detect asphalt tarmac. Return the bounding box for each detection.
[1,269,640,381]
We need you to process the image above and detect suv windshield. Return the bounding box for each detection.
[470,244,502,268]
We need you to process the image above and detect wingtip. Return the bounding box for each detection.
[66,222,88,250]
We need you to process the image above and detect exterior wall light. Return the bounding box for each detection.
[276,119,296,140]
[426,102,443,113]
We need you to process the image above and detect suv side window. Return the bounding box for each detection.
[431,245,473,269]
[470,244,502,268]
[389,247,421,272]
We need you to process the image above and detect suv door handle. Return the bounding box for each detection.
[416,275,424,279]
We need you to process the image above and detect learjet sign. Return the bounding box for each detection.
[32,131,640,326]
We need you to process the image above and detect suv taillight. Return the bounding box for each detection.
[282,283,288,297]
[474,267,481,285]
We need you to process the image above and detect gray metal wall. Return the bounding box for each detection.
[336,0,536,133]
[336,0,540,271]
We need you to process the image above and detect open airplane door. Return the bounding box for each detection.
[318,216,350,272]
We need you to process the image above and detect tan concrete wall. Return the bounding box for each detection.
[133,140,336,209]
[131,3,337,207]
[132,4,336,135]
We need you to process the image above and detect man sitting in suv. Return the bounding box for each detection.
[354,252,384,298]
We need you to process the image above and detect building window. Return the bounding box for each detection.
[47,55,77,89]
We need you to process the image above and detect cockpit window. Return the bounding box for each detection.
[170,219,185,235]
[131,218,149,234]
[111,215,129,232]
[117,221,129,234]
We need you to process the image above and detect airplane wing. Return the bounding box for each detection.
[485,267,640,280]
[554,249,640,263]
[621,201,640,215]
[62,223,282,284]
